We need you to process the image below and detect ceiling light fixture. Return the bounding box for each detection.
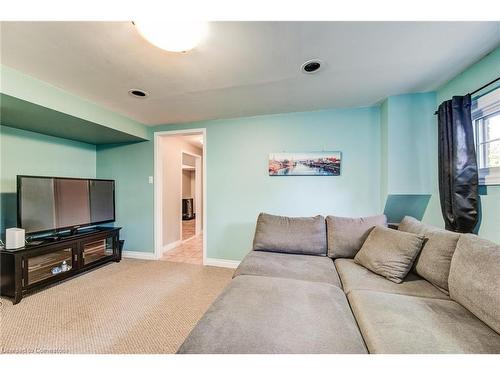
[301,59,323,74]
[128,89,149,98]
[133,20,208,53]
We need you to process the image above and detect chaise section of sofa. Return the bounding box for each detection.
[177,275,367,354]
[334,258,449,300]
[348,290,500,353]
[339,218,500,354]
[178,213,367,354]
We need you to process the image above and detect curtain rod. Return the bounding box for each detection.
[434,76,500,115]
[470,76,500,96]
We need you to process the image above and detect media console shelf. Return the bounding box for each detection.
[0,227,121,304]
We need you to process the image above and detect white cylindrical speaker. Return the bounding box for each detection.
[6,228,25,249]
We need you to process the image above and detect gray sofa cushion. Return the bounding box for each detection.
[326,214,387,258]
[253,213,327,255]
[234,250,341,287]
[354,226,425,283]
[398,216,460,292]
[348,290,500,353]
[334,258,449,300]
[177,275,367,354]
[449,234,500,335]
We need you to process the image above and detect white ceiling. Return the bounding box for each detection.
[1,21,499,126]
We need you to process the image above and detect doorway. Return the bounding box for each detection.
[154,129,206,264]
[181,151,202,240]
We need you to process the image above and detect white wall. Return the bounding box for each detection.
[161,136,202,247]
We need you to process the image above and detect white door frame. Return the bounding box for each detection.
[181,150,202,239]
[154,128,207,264]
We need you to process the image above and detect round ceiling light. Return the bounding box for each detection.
[133,20,208,53]
[301,59,323,74]
[128,89,149,98]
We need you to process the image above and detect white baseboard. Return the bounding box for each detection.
[122,251,156,260]
[204,258,240,269]
[162,240,182,255]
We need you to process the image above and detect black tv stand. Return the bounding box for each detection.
[1,227,121,304]
[27,226,104,244]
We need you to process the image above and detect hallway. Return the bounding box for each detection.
[161,219,202,265]
[182,219,196,240]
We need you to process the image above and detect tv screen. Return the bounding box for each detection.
[17,176,115,235]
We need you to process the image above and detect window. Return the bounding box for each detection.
[472,87,500,185]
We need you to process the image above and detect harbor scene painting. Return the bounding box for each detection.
[269,151,342,176]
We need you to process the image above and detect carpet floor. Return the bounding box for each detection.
[0,259,234,354]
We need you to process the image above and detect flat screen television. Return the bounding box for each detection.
[17,175,115,235]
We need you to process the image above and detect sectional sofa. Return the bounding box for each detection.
[178,213,500,354]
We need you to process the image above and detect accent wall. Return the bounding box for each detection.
[0,125,96,236]
[97,106,382,260]
[380,92,441,226]
[96,139,154,253]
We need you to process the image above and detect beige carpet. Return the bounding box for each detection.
[0,259,233,354]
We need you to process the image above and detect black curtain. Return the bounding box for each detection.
[437,94,478,233]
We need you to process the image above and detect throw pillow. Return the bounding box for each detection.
[354,226,425,283]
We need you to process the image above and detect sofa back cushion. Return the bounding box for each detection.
[253,213,327,256]
[449,234,500,335]
[326,215,387,258]
[398,216,460,293]
[354,226,425,283]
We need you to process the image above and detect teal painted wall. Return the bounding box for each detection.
[0,66,151,242]
[437,48,500,104]
[96,137,154,253]
[380,99,389,205]
[193,107,381,260]
[383,93,437,194]
[97,107,382,259]
[0,125,96,236]
[435,48,500,243]
[380,92,442,226]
